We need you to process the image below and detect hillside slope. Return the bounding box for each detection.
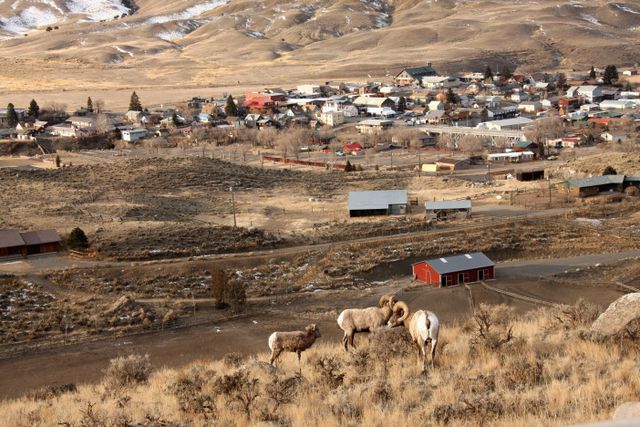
[1,0,640,92]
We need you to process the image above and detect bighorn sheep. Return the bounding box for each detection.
[268,324,321,368]
[387,301,440,371]
[337,294,397,351]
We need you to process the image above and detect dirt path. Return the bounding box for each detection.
[0,210,570,277]
[0,252,634,400]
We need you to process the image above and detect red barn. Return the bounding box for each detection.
[412,252,495,287]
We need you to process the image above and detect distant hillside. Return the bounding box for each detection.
[1,0,640,92]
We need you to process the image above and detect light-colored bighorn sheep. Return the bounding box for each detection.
[268,324,321,368]
[387,301,440,371]
[337,294,397,351]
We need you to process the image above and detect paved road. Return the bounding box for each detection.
[497,251,640,278]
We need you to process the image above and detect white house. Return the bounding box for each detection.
[47,124,79,138]
[566,85,603,103]
[68,116,96,129]
[421,76,461,89]
[518,101,542,113]
[122,128,148,142]
[487,150,535,163]
[428,100,445,111]
[600,132,627,143]
[318,111,345,127]
[599,100,635,110]
[297,84,321,96]
[480,117,533,131]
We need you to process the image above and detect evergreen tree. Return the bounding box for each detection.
[484,65,494,81]
[5,103,18,128]
[67,227,89,250]
[502,65,512,80]
[589,66,596,80]
[603,165,618,175]
[55,154,61,168]
[603,65,618,85]
[129,91,142,111]
[446,88,459,105]
[344,160,353,172]
[556,73,567,92]
[27,99,39,118]
[397,96,407,112]
[87,97,94,113]
[225,95,238,116]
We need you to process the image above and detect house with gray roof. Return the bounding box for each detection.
[395,64,439,86]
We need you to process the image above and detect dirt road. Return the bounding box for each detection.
[0,252,633,400]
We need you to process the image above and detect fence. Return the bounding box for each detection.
[262,155,346,170]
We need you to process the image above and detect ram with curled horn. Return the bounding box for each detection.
[387,301,440,371]
[336,294,397,351]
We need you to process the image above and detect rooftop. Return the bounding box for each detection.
[348,190,408,211]
[565,175,625,188]
[425,200,472,210]
[418,252,494,275]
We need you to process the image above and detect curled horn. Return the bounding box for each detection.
[379,294,397,307]
[393,301,410,323]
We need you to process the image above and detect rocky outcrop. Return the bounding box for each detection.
[591,293,640,337]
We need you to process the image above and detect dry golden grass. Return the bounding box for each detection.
[3,302,640,426]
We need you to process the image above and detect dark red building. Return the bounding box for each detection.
[412,252,495,287]
[0,229,61,258]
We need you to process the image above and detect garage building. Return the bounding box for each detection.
[412,252,495,287]
[348,190,408,217]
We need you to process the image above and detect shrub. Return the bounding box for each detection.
[502,355,544,390]
[552,299,601,330]
[214,370,260,419]
[470,304,514,350]
[67,227,89,250]
[603,165,618,175]
[103,354,153,393]
[168,368,216,418]
[28,383,77,401]
[310,355,344,389]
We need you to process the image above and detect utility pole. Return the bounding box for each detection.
[547,177,552,208]
[418,150,421,176]
[230,186,237,228]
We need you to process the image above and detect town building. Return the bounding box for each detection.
[395,64,439,86]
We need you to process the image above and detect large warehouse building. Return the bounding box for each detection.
[412,252,495,287]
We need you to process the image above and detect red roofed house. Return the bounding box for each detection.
[344,143,363,153]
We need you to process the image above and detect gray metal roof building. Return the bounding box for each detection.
[348,190,408,217]
[0,230,25,249]
[425,200,472,210]
[566,175,625,188]
[419,252,494,275]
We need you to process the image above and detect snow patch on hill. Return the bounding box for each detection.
[0,6,58,33]
[67,0,130,21]
[147,0,229,24]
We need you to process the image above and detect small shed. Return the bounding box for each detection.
[0,230,26,257]
[348,190,408,217]
[20,230,61,255]
[412,252,495,287]
[425,200,472,220]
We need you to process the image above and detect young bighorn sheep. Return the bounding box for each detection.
[268,324,321,368]
[387,301,440,371]
[337,294,397,351]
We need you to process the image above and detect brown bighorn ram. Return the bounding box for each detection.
[337,294,397,351]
